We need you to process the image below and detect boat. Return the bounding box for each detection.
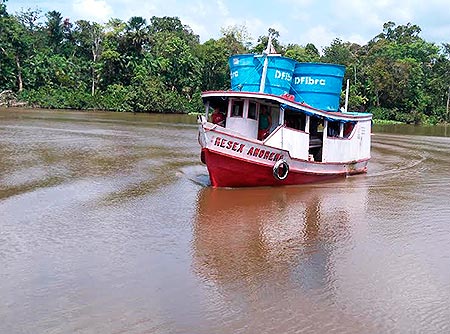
[197,39,372,188]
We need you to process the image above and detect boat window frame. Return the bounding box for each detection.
[343,122,356,138]
[230,99,244,118]
[284,108,307,132]
[248,101,257,120]
[324,120,357,139]
[327,120,340,138]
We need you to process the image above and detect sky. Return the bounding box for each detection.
[5,0,450,49]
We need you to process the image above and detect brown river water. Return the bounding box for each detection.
[1,108,450,333]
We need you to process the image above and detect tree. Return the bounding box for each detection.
[285,43,320,62]
[0,13,33,91]
[423,44,450,122]
[359,22,442,122]
[98,18,129,87]
[1,0,449,120]
[149,31,201,96]
[45,11,64,53]
[73,20,104,95]
[220,25,251,54]
[251,28,284,54]
[0,0,7,17]
[322,38,354,65]
[149,16,199,47]
[198,38,230,90]
[125,16,148,56]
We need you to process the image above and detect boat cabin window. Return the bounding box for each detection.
[310,117,323,136]
[248,102,257,120]
[270,106,280,127]
[231,100,244,117]
[343,122,355,138]
[284,109,306,131]
[326,121,356,138]
[327,120,340,138]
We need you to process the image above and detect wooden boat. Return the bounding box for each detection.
[198,42,372,188]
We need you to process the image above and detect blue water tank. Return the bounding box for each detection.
[229,55,296,95]
[229,54,262,92]
[290,63,345,111]
[264,56,296,95]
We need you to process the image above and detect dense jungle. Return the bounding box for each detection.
[1,0,449,124]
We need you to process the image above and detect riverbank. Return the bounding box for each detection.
[4,86,205,114]
[0,90,27,108]
[3,105,449,128]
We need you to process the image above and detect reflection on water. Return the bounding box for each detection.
[193,186,364,286]
[192,185,375,333]
[1,109,450,333]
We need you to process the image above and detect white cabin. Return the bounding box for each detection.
[207,95,371,163]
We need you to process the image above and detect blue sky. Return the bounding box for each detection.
[6,0,450,49]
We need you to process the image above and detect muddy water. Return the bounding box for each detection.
[1,108,450,333]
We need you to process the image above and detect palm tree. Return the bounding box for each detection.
[125,16,149,55]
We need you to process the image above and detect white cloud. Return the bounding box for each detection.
[216,0,229,17]
[8,0,449,46]
[301,25,336,50]
[72,0,113,22]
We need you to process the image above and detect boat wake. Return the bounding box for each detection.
[368,154,428,178]
[181,165,211,187]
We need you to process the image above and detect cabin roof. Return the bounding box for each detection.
[202,90,372,122]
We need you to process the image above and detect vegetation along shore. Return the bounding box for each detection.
[1,0,449,124]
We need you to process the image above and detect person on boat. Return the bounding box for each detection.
[211,107,225,126]
[258,106,272,140]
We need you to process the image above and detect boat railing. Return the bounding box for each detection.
[309,137,322,148]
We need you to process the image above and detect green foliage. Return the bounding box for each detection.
[198,39,230,90]
[219,25,252,54]
[285,43,320,62]
[0,1,449,122]
[322,38,357,66]
[97,84,132,111]
[341,83,368,111]
[19,87,93,109]
[252,28,284,54]
[0,0,7,17]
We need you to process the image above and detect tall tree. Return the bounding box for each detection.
[149,16,199,47]
[74,20,104,95]
[362,22,440,122]
[198,38,230,91]
[0,0,7,17]
[220,25,251,55]
[0,13,33,91]
[125,16,148,56]
[45,11,64,53]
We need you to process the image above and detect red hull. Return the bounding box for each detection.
[204,149,347,188]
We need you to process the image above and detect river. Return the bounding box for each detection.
[1,108,450,333]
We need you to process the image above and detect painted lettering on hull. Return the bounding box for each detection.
[247,147,283,162]
[213,137,245,153]
[212,136,284,162]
